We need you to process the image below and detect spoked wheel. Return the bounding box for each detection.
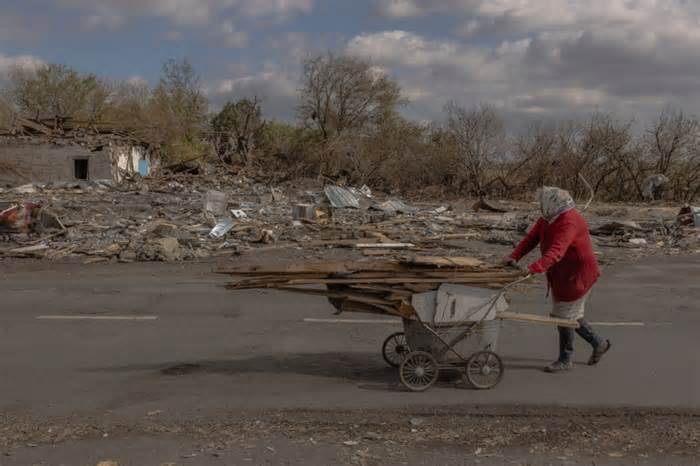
[464,351,504,390]
[382,332,411,368]
[400,351,439,392]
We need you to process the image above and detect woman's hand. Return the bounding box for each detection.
[500,256,517,267]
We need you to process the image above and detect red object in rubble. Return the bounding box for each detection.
[0,202,42,233]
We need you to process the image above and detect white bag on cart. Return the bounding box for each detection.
[435,285,508,324]
[407,285,509,357]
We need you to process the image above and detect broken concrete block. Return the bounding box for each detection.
[150,222,179,238]
[293,204,317,221]
[139,237,182,262]
[118,249,137,263]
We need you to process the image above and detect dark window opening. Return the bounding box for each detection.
[74,159,89,180]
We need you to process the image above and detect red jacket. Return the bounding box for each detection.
[510,209,600,302]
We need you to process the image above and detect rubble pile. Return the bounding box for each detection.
[0,170,698,263]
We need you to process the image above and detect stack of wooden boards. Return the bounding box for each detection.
[217,256,526,320]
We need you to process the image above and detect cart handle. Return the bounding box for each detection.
[498,273,534,295]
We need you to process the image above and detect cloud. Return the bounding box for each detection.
[126,75,149,87]
[0,53,45,75]
[57,0,314,27]
[80,11,126,31]
[375,0,464,19]
[207,64,299,121]
[376,0,425,18]
[351,1,700,125]
[216,20,249,48]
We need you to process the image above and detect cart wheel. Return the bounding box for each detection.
[382,332,410,368]
[464,351,504,390]
[400,351,439,392]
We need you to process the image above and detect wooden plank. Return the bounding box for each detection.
[496,311,580,328]
[283,275,518,285]
[354,243,415,249]
[217,256,498,275]
[402,256,484,268]
[348,284,413,296]
[217,260,408,275]
[362,249,396,257]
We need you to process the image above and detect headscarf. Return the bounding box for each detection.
[537,186,575,223]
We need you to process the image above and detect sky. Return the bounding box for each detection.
[2,0,700,127]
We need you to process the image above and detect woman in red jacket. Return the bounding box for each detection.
[506,187,611,373]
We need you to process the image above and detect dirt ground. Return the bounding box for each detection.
[1,408,699,465]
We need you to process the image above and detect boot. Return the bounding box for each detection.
[543,360,573,373]
[588,339,612,366]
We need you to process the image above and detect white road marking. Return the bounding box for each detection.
[304,318,648,327]
[304,318,399,324]
[36,315,158,321]
[589,321,645,327]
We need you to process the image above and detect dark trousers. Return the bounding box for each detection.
[557,320,604,363]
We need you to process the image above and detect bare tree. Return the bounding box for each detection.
[647,108,699,175]
[578,113,640,199]
[211,97,266,167]
[298,53,402,140]
[445,102,505,197]
[510,123,559,194]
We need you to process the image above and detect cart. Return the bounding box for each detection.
[219,259,579,392]
[381,276,531,392]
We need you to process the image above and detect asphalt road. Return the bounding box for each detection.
[1,254,698,421]
[0,255,699,465]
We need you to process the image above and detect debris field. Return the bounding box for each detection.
[1,167,698,264]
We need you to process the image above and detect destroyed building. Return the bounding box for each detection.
[0,118,157,186]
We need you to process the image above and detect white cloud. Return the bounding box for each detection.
[207,64,299,120]
[126,76,149,87]
[57,0,313,27]
[0,53,45,74]
[356,1,700,124]
[81,12,126,31]
[377,0,424,18]
[217,20,249,48]
[376,0,464,19]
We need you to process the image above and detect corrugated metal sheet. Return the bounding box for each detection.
[324,186,360,209]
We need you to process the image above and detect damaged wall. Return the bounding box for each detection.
[0,140,112,186]
[0,139,155,186]
[111,145,155,182]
